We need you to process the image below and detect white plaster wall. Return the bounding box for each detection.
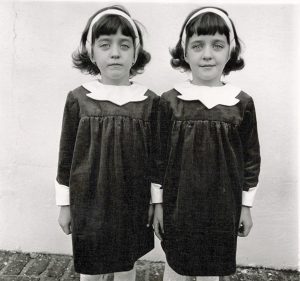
[0,0,299,270]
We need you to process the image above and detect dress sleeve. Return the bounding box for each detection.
[239,98,261,207]
[56,92,80,205]
[55,180,70,206]
[242,185,259,207]
[157,94,173,188]
[148,96,163,204]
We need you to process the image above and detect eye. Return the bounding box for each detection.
[191,43,204,51]
[213,43,225,50]
[120,44,130,50]
[98,43,110,49]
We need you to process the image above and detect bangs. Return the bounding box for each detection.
[92,15,136,42]
[186,12,230,42]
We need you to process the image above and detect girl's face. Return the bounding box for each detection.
[92,28,135,85]
[184,32,230,86]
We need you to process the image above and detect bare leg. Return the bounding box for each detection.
[196,277,219,281]
[163,262,188,281]
[80,274,109,281]
[114,266,136,281]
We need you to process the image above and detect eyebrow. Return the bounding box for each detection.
[96,37,132,43]
[119,38,132,43]
[189,39,227,44]
[212,39,226,43]
[189,40,204,44]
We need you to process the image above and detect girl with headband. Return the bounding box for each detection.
[153,7,261,281]
[55,5,162,281]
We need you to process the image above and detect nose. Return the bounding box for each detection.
[110,43,120,59]
[202,45,212,61]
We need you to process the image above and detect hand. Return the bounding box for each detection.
[153,203,164,240]
[238,206,253,237]
[58,206,72,235]
[147,204,154,227]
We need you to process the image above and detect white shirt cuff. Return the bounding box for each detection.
[55,180,70,206]
[150,183,163,204]
[242,184,259,207]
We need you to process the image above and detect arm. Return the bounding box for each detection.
[147,95,163,228]
[239,98,261,208]
[149,95,163,202]
[56,92,80,234]
[56,92,80,190]
[152,94,172,240]
[238,98,261,236]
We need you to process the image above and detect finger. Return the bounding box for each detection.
[154,223,162,241]
[238,223,245,237]
[159,220,164,234]
[238,217,242,228]
[243,223,252,237]
[238,222,252,237]
[147,213,153,228]
[61,224,71,235]
[147,206,154,227]
[62,226,70,235]
[65,225,71,235]
[154,224,161,240]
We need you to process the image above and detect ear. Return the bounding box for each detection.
[184,52,189,64]
[90,53,97,65]
[132,50,137,66]
[225,48,232,64]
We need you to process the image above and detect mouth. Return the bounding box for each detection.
[108,63,122,67]
[200,65,215,68]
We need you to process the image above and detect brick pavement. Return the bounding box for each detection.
[0,251,299,281]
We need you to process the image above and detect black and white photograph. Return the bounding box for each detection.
[0,0,299,280]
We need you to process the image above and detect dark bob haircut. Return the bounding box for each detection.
[170,7,244,75]
[72,5,151,77]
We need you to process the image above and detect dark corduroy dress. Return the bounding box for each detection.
[56,86,160,274]
[159,89,261,276]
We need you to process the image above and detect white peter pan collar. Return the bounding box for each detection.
[82,80,148,106]
[175,80,241,109]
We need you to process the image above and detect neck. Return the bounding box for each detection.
[191,77,223,87]
[100,76,131,86]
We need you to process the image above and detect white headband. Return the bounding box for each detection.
[85,9,140,63]
[181,8,236,53]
